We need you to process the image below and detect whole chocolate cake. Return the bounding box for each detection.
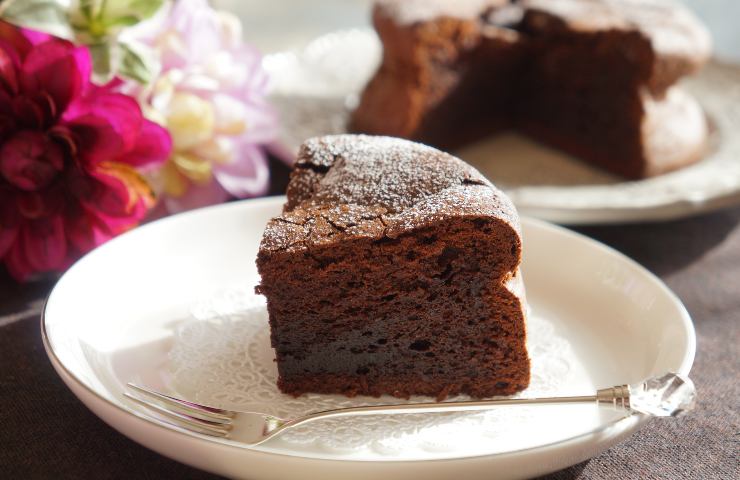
[350,0,711,179]
[256,135,530,400]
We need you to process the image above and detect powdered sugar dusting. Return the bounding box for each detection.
[641,86,708,175]
[377,0,507,25]
[260,134,520,253]
[380,0,709,61]
[522,0,711,60]
[608,0,710,59]
[295,135,491,214]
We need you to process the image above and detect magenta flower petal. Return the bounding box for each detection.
[0,41,20,94]
[84,166,153,228]
[19,26,51,47]
[0,187,18,222]
[0,21,33,57]
[0,94,14,140]
[70,44,92,97]
[13,94,49,129]
[213,143,269,198]
[5,241,33,281]
[20,215,67,272]
[69,116,127,167]
[65,91,142,138]
[65,210,112,253]
[0,224,18,258]
[83,171,133,218]
[65,92,144,164]
[0,131,64,191]
[64,93,149,167]
[117,119,172,169]
[89,204,146,233]
[21,40,88,113]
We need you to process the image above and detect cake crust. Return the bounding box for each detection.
[262,135,520,253]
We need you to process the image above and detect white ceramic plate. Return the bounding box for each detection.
[264,28,740,225]
[43,197,695,480]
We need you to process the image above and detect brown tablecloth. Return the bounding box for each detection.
[2,181,738,478]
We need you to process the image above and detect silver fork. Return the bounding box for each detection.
[124,372,694,445]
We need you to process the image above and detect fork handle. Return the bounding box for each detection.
[282,385,630,429]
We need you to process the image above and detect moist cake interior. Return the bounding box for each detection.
[261,215,528,399]
[400,11,655,178]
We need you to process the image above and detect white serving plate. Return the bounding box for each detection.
[43,196,695,479]
[264,28,740,225]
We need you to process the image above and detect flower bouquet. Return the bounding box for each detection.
[0,0,279,281]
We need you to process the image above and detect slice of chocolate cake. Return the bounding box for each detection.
[256,135,529,400]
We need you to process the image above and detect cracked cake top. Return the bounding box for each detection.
[259,135,520,254]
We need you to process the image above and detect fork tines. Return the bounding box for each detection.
[125,383,234,437]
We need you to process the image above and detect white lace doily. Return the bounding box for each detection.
[263,28,740,224]
[168,286,587,459]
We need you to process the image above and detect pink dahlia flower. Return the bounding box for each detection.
[0,21,171,281]
[124,0,279,213]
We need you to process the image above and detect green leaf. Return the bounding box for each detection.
[102,14,143,29]
[0,0,74,39]
[88,41,114,82]
[101,0,165,23]
[70,0,167,40]
[75,0,98,21]
[118,41,157,84]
